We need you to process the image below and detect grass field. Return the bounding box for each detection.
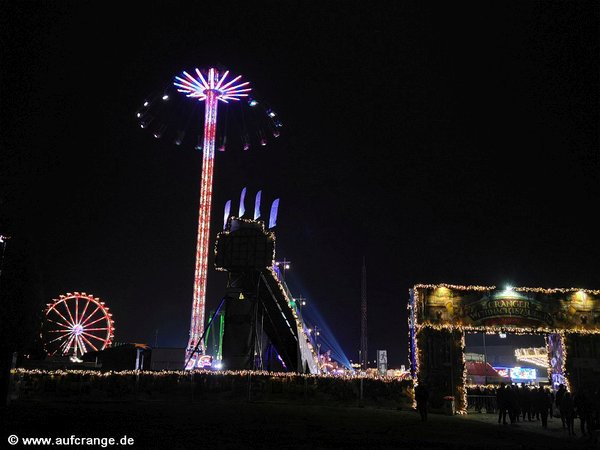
[3,399,597,449]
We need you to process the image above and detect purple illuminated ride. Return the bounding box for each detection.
[137,67,281,369]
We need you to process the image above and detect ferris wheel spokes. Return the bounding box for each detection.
[79,297,92,323]
[80,315,106,329]
[43,292,115,357]
[62,298,77,325]
[79,334,99,352]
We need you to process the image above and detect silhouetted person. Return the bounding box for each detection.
[415,383,429,422]
[531,387,540,421]
[561,392,575,436]
[535,386,550,428]
[556,384,567,428]
[591,388,600,444]
[520,384,531,421]
[497,382,508,425]
[508,384,519,424]
[574,388,591,436]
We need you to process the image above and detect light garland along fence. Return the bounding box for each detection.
[9,369,413,408]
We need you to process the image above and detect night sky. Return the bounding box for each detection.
[2,1,598,367]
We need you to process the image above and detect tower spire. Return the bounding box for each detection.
[360,256,368,371]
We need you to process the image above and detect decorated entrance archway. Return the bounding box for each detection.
[408,284,600,413]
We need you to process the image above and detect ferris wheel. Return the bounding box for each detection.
[43,292,115,357]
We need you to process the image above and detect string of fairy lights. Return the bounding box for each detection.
[560,332,571,392]
[410,283,600,414]
[545,335,553,386]
[414,283,600,295]
[465,383,554,391]
[11,368,407,383]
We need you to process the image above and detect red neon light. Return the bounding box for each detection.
[178,68,251,369]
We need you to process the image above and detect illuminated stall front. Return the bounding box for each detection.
[408,284,600,414]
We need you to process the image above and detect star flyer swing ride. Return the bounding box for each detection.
[138,67,281,369]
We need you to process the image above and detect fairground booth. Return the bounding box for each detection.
[408,284,600,413]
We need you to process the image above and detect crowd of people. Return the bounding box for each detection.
[494,383,554,427]
[418,381,599,443]
[492,382,600,442]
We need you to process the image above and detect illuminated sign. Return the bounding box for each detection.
[416,286,600,331]
[494,367,510,378]
[377,350,388,376]
[509,367,537,380]
[199,355,213,368]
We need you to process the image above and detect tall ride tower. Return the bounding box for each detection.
[173,68,251,368]
[360,257,368,370]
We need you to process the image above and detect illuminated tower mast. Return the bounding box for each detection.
[360,257,368,371]
[173,68,251,369]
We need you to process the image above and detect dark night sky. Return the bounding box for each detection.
[2,1,599,367]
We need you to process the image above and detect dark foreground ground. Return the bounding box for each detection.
[2,400,598,449]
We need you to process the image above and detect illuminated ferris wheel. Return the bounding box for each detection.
[43,292,115,357]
